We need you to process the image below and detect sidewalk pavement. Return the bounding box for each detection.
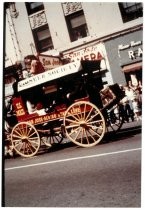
[121,118,142,130]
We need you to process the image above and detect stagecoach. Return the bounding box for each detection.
[5,60,124,157]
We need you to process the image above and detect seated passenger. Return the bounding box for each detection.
[26,100,46,115]
[26,100,36,114]
[30,60,45,76]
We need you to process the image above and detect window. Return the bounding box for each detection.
[33,24,54,53]
[25,3,54,53]
[66,11,89,42]
[119,2,143,23]
[25,2,44,15]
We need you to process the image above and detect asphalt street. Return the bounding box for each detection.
[3,122,142,207]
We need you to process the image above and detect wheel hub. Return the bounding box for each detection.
[79,121,88,129]
[21,136,28,142]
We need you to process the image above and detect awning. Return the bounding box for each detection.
[122,62,142,73]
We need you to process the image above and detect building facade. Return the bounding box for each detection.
[104,26,143,85]
[4,2,143,91]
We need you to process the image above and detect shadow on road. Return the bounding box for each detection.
[102,125,142,144]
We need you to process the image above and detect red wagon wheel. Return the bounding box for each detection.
[63,101,106,147]
[11,122,40,157]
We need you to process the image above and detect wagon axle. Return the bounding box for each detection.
[21,136,29,142]
[79,121,88,129]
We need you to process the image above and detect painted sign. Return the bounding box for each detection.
[25,101,90,125]
[128,48,143,60]
[118,40,142,50]
[118,40,143,64]
[26,111,65,125]
[12,97,27,121]
[63,43,108,70]
[38,54,62,70]
[18,61,82,91]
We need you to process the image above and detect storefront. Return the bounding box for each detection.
[62,42,113,86]
[104,27,143,86]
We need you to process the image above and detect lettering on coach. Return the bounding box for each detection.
[18,61,82,91]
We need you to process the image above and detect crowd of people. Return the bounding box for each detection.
[118,80,142,122]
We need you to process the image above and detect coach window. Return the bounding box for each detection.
[118,2,143,23]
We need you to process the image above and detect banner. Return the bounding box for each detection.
[18,61,82,91]
[38,54,62,70]
[63,43,108,70]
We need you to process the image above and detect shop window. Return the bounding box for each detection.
[33,24,54,53]
[25,2,44,16]
[66,11,89,42]
[118,2,143,23]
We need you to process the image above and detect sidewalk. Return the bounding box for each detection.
[121,118,142,130]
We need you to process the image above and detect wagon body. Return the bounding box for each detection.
[6,60,124,157]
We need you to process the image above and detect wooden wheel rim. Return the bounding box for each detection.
[64,101,106,147]
[106,105,123,132]
[11,122,40,157]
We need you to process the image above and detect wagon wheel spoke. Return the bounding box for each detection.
[83,103,87,120]
[67,111,81,122]
[64,101,106,148]
[27,141,38,151]
[12,134,23,139]
[77,128,97,145]
[42,131,63,146]
[25,144,33,155]
[23,123,28,136]
[12,129,23,138]
[74,113,81,121]
[87,119,104,126]
[69,126,81,138]
[86,111,99,123]
[28,131,38,138]
[28,137,40,141]
[16,126,23,136]
[65,118,80,124]
[87,127,102,138]
[51,136,59,144]
[21,142,32,155]
[52,136,59,143]
[14,139,23,145]
[84,107,94,122]
[86,129,98,142]
[14,142,24,153]
[28,139,40,145]
[27,127,33,137]
[84,129,91,144]
[54,135,63,143]
[106,105,124,132]
[11,122,40,157]
[79,104,83,120]
[65,124,79,130]
[73,127,82,141]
